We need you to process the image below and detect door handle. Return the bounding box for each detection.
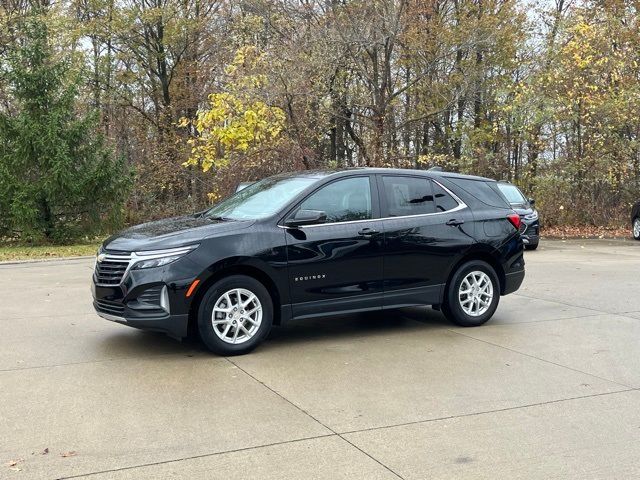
[358,227,379,237]
[446,219,464,226]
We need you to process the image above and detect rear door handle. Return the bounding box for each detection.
[446,219,464,226]
[358,227,379,237]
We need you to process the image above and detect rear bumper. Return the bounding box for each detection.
[503,269,525,295]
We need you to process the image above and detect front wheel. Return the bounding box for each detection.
[442,260,500,327]
[525,242,539,251]
[633,217,640,240]
[197,275,273,355]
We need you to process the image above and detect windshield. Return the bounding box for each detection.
[497,183,527,205]
[205,176,317,220]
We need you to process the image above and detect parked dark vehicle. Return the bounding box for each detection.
[632,201,640,240]
[497,181,540,250]
[92,169,525,355]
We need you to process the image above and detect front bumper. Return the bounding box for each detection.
[93,295,189,339]
[92,257,198,339]
[520,220,540,245]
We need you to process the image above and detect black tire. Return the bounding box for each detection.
[525,242,539,250]
[442,260,500,327]
[197,275,273,356]
[633,217,640,240]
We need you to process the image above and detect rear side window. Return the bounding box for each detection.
[496,182,527,205]
[382,176,435,217]
[298,176,372,223]
[432,182,459,212]
[447,178,510,209]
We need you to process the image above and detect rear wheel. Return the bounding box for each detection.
[525,242,539,250]
[442,260,500,327]
[633,217,640,240]
[197,275,273,355]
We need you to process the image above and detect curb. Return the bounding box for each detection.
[0,255,95,266]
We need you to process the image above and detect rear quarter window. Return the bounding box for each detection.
[431,181,459,212]
[447,178,510,209]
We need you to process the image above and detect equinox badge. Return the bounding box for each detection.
[294,274,326,282]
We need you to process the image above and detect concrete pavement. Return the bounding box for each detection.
[1,239,639,479]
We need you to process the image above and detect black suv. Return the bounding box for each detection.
[497,181,540,250]
[633,201,640,240]
[92,169,525,355]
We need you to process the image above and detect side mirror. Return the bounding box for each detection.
[528,198,535,206]
[284,209,327,228]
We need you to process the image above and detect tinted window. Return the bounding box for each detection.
[382,176,435,217]
[432,182,459,212]
[298,177,372,223]
[496,182,527,205]
[448,178,511,208]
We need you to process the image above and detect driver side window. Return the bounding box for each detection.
[298,177,372,223]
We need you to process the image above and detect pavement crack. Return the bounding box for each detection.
[512,292,614,316]
[0,352,205,373]
[336,435,407,480]
[338,388,637,436]
[224,357,406,480]
[55,433,337,479]
[55,387,638,479]
[448,328,633,389]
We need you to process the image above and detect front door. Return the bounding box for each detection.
[284,175,384,319]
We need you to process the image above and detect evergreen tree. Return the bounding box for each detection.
[0,10,131,242]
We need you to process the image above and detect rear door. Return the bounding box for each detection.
[284,175,384,318]
[377,174,475,308]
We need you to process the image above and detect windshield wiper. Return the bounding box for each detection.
[208,215,233,221]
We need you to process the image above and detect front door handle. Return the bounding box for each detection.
[358,227,379,237]
[446,219,464,226]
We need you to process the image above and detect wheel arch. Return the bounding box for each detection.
[444,248,506,296]
[187,260,284,338]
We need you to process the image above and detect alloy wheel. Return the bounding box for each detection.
[211,288,263,344]
[634,218,640,239]
[458,271,494,317]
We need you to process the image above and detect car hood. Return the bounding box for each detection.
[103,215,255,252]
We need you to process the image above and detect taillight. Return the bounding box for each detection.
[507,213,521,230]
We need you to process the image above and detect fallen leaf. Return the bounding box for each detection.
[5,459,23,467]
[60,451,77,458]
[41,448,49,455]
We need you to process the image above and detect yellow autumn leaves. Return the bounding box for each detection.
[180,47,286,174]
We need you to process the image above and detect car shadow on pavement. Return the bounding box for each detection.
[96,308,451,356]
[97,330,208,357]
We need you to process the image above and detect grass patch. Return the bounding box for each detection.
[0,243,100,262]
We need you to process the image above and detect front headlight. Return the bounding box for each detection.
[524,210,538,221]
[132,244,199,270]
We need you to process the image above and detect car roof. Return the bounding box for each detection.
[277,167,495,183]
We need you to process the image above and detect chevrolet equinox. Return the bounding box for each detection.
[92,168,525,355]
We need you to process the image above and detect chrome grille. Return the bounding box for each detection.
[94,252,132,286]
